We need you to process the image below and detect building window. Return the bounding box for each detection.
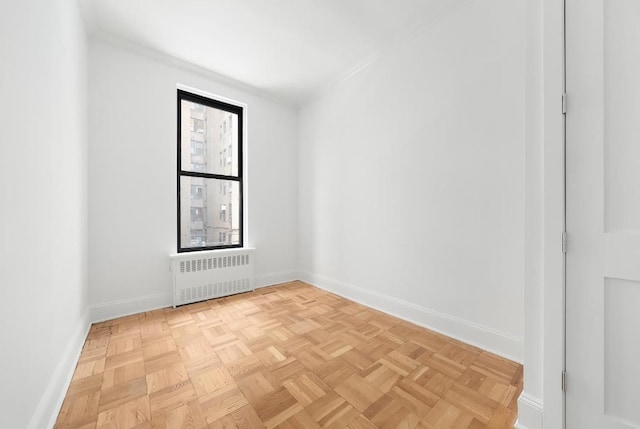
[191,185,203,199]
[191,230,205,246]
[178,89,243,252]
[220,204,227,222]
[190,140,204,156]
[190,207,204,221]
[190,163,205,172]
[190,118,205,133]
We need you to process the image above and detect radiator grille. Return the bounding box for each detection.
[179,279,252,303]
[179,254,250,273]
[170,249,254,307]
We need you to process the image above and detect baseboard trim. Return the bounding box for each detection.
[255,270,298,289]
[90,292,171,323]
[27,311,91,429]
[299,270,523,363]
[90,270,299,323]
[514,392,543,429]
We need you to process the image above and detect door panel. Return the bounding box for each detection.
[604,278,640,427]
[604,1,640,233]
[567,0,640,428]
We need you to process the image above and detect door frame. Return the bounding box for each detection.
[543,0,567,427]
[515,0,566,427]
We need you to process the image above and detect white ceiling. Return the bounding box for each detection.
[83,0,459,105]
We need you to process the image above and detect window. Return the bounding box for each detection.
[191,230,205,246]
[191,185,203,199]
[190,140,204,156]
[190,207,204,223]
[190,118,205,133]
[178,89,243,252]
[220,204,227,222]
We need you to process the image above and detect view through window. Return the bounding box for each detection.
[177,89,243,251]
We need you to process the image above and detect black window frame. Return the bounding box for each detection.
[177,89,244,252]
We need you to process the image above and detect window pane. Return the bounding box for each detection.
[180,177,240,248]
[180,100,239,176]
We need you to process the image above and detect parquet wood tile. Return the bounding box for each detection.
[276,409,321,429]
[95,396,151,428]
[304,391,359,428]
[283,372,330,406]
[190,363,236,397]
[104,349,144,372]
[144,351,184,375]
[334,374,386,412]
[159,400,209,429]
[66,373,103,398]
[197,384,247,423]
[102,361,145,389]
[146,363,190,394]
[55,281,522,428]
[388,381,436,418]
[98,376,148,413]
[224,354,263,379]
[209,404,264,429]
[346,414,378,429]
[142,335,178,360]
[235,368,278,403]
[315,358,359,389]
[421,399,476,429]
[252,386,304,428]
[148,380,198,416]
[56,390,101,428]
[76,352,106,370]
[360,363,401,394]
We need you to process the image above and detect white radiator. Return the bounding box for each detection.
[169,248,255,307]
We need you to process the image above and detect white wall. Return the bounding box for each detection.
[0,0,89,428]
[88,39,299,320]
[298,0,526,361]
[517,1,545,427]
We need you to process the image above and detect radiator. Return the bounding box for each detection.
[169,248,255,307]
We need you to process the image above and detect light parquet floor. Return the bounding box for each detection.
[55,281,523,429]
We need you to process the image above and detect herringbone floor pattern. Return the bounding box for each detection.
[55,281,522,429]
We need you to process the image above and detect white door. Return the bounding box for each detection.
[566,0,640,428]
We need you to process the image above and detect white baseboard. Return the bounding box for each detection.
[89,270,299,323]
[255,270,299,289]
[515,392,543,429]
[27,311,91,429]
[299,270,523,363]
[90,292,171,323]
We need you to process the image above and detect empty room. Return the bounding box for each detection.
[2,0,638,428]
